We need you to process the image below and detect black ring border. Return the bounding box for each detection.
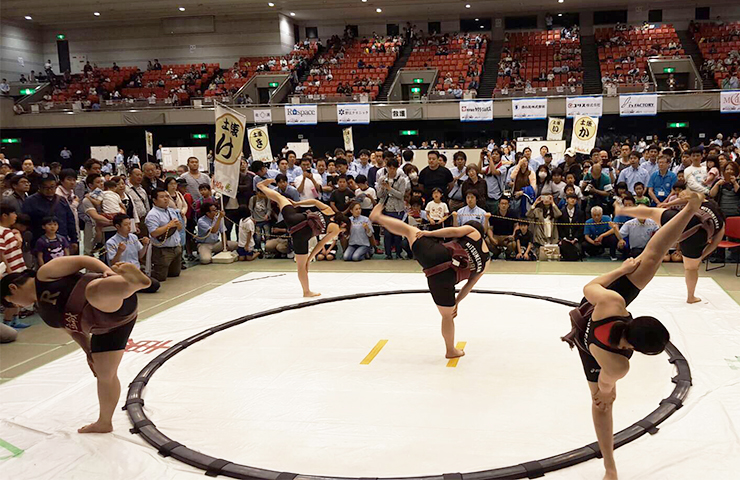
[125,289,692,480]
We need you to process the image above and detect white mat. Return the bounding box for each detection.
[1,273,739,479]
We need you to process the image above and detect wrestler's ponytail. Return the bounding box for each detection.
[611,316,670,356]
[608,321,629,347]
[0,270,35,308]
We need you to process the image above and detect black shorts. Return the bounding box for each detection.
[661,209,707,259]
[578,346,602,383]
[607,274,641,307]
[412,237,456,307]
[282,205,313,255]
[90,295,138,353]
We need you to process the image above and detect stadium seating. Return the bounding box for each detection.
[121,63,219,103]
[51,67,138,104]
[691,22,740,86]
[406,33,487,93]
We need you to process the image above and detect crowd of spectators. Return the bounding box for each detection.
[691,21,740,89]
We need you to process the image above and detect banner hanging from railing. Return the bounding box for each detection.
[285,104,318,125]
[720,91,740,113]
[619,94,658,116]
[512,98,548,119]
[566,96,603,118]
[213,103,246,198]
[253,109,272,123]
[337,104,370,125]
[459,100,493,122]
[343,127,354,152]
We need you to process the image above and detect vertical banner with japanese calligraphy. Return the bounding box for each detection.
[145,131,154,156]
[343,127,354,152]
[213,104,246,198]
[547,117,564,141]
[570,116,599,155]
[248,125,273,162]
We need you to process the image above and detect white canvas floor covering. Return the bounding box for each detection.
[1,272,739,479]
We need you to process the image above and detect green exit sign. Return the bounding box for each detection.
[57,34,66,40]
[191,133,209,139]
[268,82,279,88]
[667,122,688,128]
[400,130,418,136]
[663,67,675,73]
[1,138,21,144]
[20,88,35,95]
[410,87,421,94]
[413,78,423,84]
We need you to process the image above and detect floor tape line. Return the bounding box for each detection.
[446,341,467,368]
[0,438,24,457]
[360,339,388,365]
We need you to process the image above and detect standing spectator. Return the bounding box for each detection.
[60,147,72,162]
[447,152,468,211]
[196,202,237,264]
[558,193,586,261]
[526,194,561,248]
[425,188,450,229]
[0,204,29,330]
[179,157,211,201]
[0,79,10,96]
[114,149,126,175]
[418,150,453,203]
[375,157,408,259]
[106,214,159,293]
[710,162,740,218]
[22,174,78,253]
[684,147,709,194]
[33,216,70,267]
[21,159,42,195]
[648,155,678,205]
[56,169,80,240]
[145,189,183,282]
[461,164,487,208]
[141,162,165,200]
[156,144,163,163]
[481,148,507,213]
[5,175,30,213]
[294,157,323,200]
[329,175,355,215]
[617,151,650,194]
[354,174,377,217]
[343,202,373,261]
[126,167,150,236]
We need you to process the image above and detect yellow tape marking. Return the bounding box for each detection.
[360,340,388,365]
[446,341,467,368]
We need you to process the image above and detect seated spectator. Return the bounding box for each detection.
[454,192,488,227]
[343,202,373,262]
[106,213,159,293]
[514,221,537,261]
[582,206,620,260]
[487,196,519,259]
[633,182,650,206]
[196,202,237,264]
[425,188,450,229]
[618,215,659,259]
[710,162,740,218]
[145,188,184,282]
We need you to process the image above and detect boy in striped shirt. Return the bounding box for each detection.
[0,204,30,329]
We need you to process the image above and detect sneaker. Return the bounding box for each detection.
[385,255,393,260]
[287,252,295,259]
[4,320,30,329]
[610,256,619,261]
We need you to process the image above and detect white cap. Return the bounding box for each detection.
[564,148,576,157]
[717,133,723,139]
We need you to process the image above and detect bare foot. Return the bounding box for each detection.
[603,469,618,480]
[369,202,384,222]
[111,262,151,289]
[687,296,702,304]
[445,348,465,359]
[686,192,702,210]
[613,201,624,218]
[78,421,113,434]
[303,291,321,298]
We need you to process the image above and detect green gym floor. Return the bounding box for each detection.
[2,258,739,384]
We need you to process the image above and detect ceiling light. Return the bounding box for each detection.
[466,4,471,8]
[94,12,101,16]
[376,8,382,12]
[25,15,32,20]
[475,18,479,21]
[480,25,484,28]
[558,13,562,16]
[362,0,367,2]
[290,12,295,16]
[558,0,564,3]
[268,2,274,6]
[179,7,185,11]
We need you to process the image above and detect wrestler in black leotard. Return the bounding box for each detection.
[660,200,725,259]
[412,234,490,307]
[36,273,138,353]
[281,205,333,255]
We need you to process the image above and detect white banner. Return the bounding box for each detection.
[253,109,272,123]
[247,125,273,163]
[213,104,246,198]
[570,116,599,155]
[512,98,547,119]
[337,104,370,125]
[391,108,407,120]
[285,104,318,125]
[566,96,603,118]
[619,94,658,116]
[343,127,354,152]
[547,118,565,141]
[144,131,154,156]
[720,91,740,113]
[459,100,493,122]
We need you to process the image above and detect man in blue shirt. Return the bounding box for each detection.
[106,213,160,292]
[582,205,620,260]
[482,148,507,213]
[145,188,183,281]
[647,155,677,205]
[617,152,650,194]
[617,216,659,258]
[196,201,237,264]
[454,192,488,227]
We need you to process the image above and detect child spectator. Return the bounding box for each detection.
[406,197,428,227]
[612,182,629,208]
[192,184,217,218]
[330,175,355,214]
[703,156,720,189]
[343,202,373,262]
[316,237,338,261]
[34,216,70,266]
[454,191,488,227]
[236,205,259,261]
[248,188,272,251]
[354,174,377,217]
[514,220,537,261]
[633,182,650,206]
[0,204,29,329]
[425,187,449,229]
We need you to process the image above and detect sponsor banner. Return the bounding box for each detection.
[619,94,658,116]
[144,131,154,156]
[720,90,740,113]
[391,108,407,119]
[512,98,547,120]
[566,96,603,118]
[570,116,599,155]
[213,104,246,198]
[337,103,370,125]
[285,104,318,125]
[459,100,493,122]
[343,127,354,152]
[247,125,273,163]
[253,109,272,123]
[547,117,565,141]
